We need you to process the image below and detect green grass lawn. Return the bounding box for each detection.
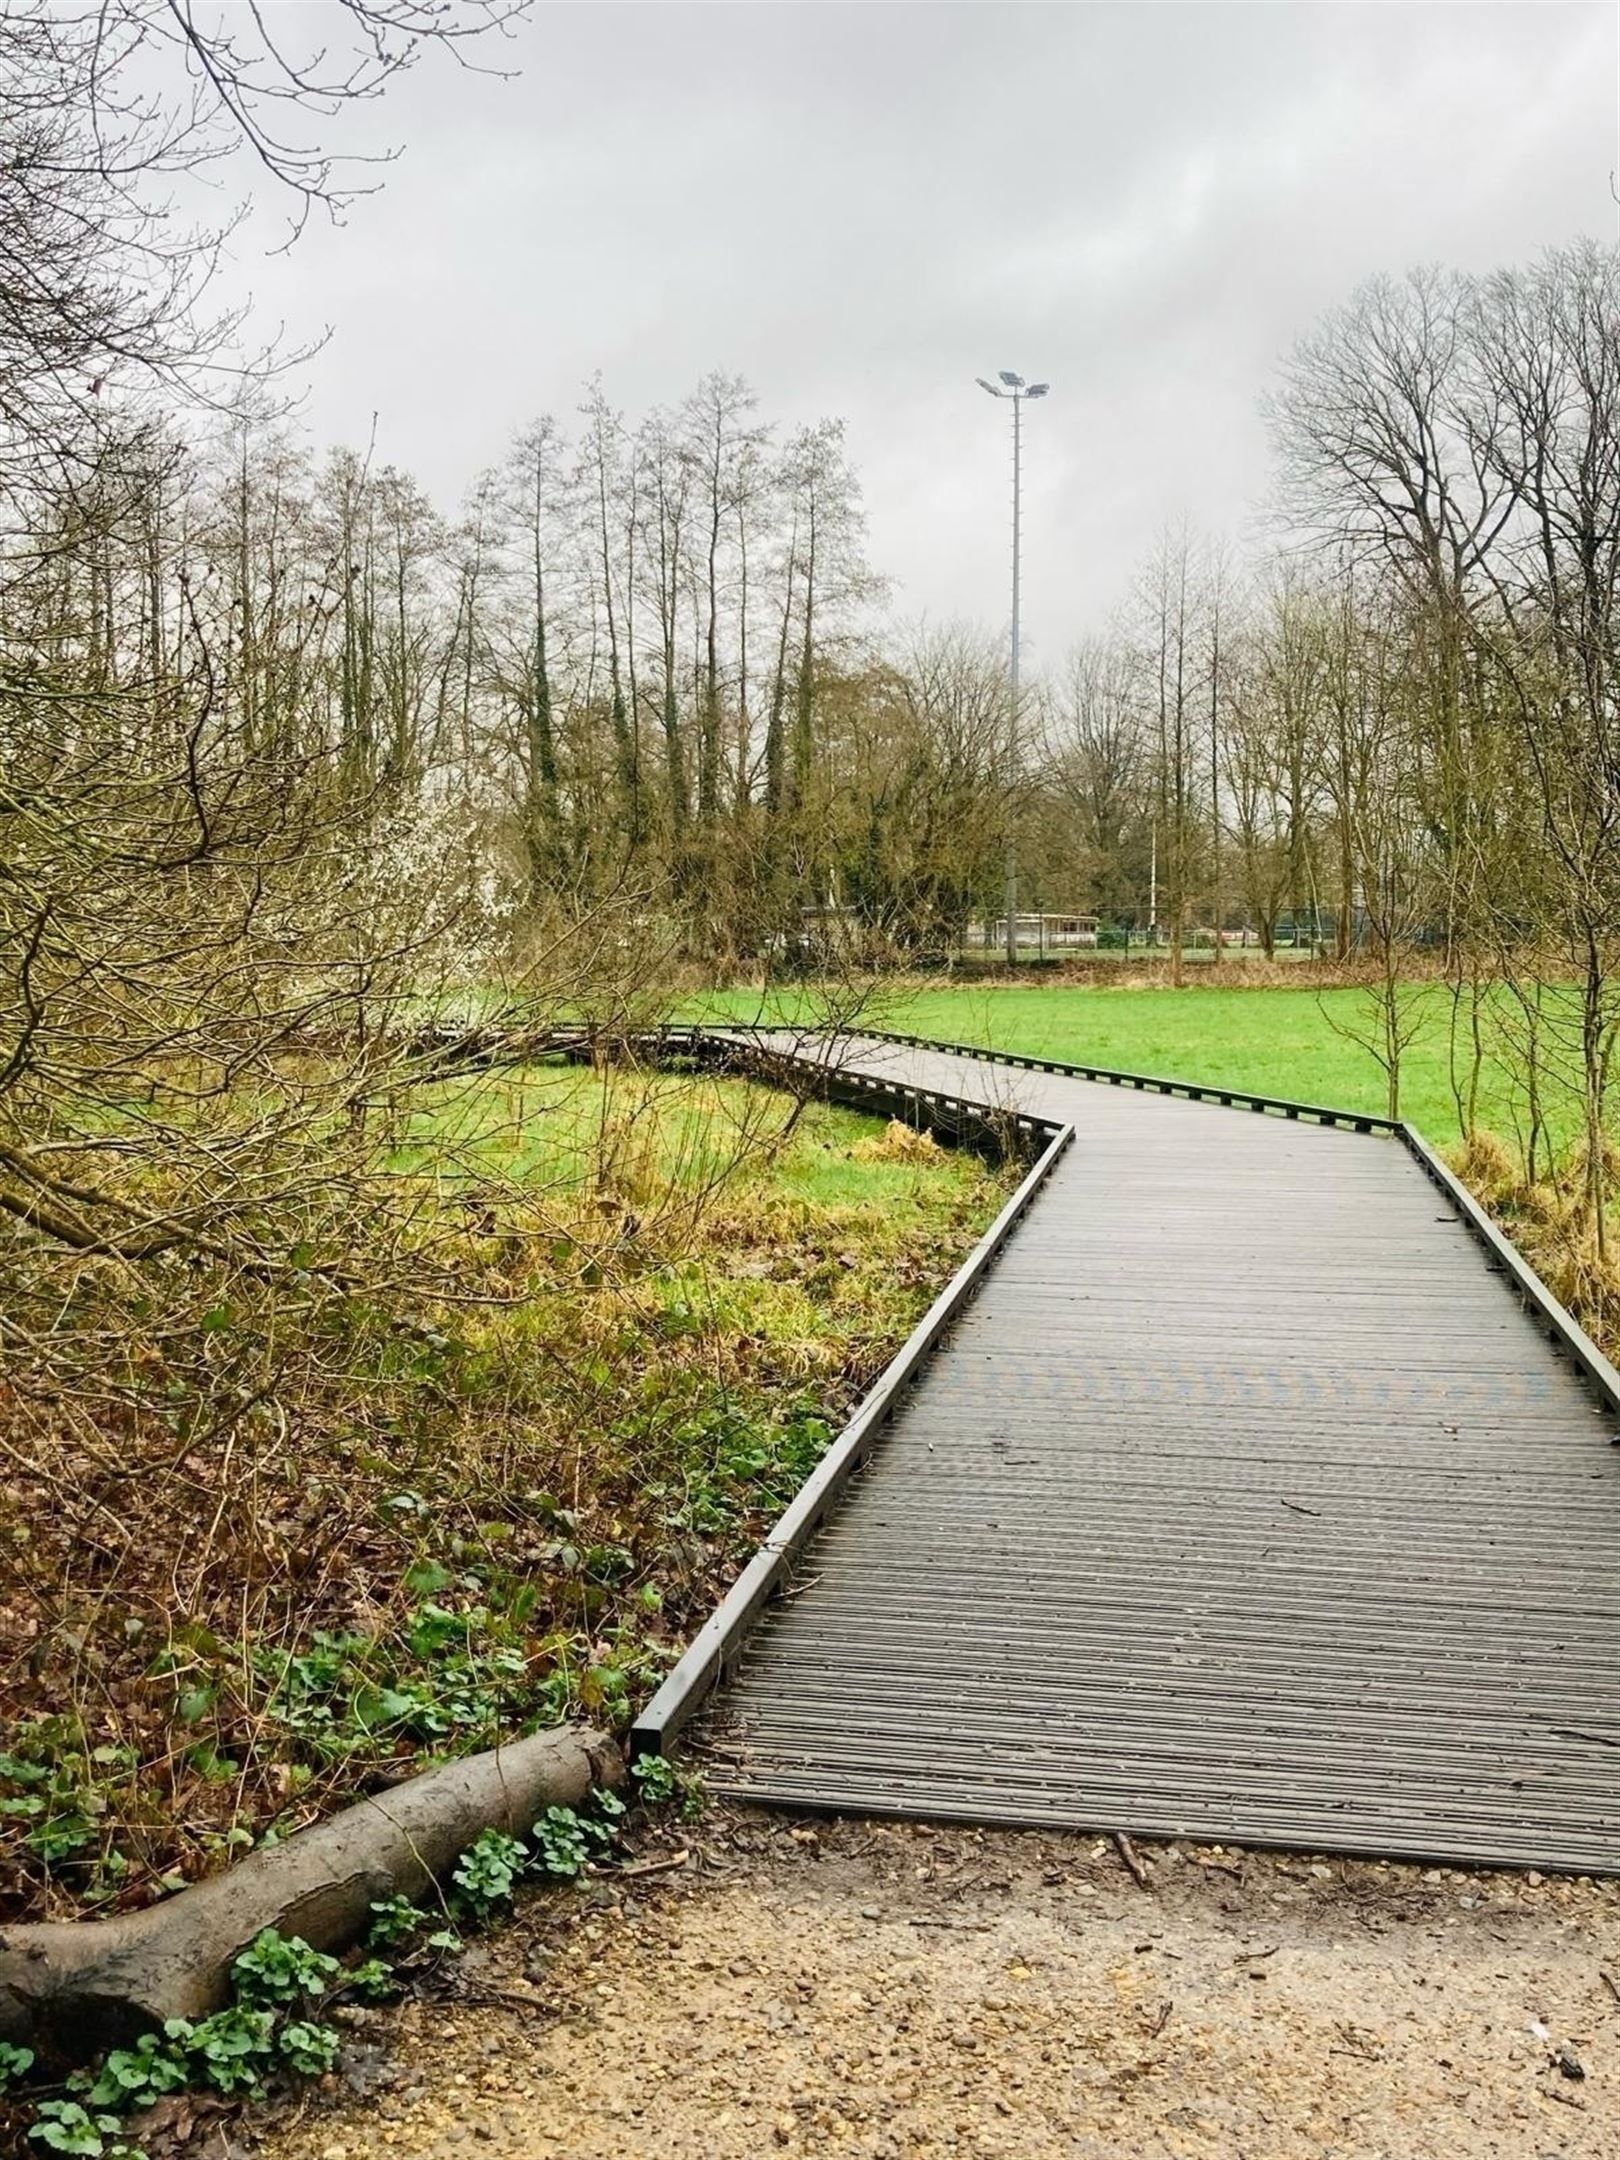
[699,981,1585,1154]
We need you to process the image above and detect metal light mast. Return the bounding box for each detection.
[976,371,1049,966]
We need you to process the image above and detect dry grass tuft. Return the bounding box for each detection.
[1454,1128,1519,1195]
[849,1120,945,1166]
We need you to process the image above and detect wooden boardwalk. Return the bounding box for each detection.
[688,1036,1620,1873]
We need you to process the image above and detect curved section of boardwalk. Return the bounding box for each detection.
[697,1036,1620,1872]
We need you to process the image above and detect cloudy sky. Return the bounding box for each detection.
[223,1,1618,662]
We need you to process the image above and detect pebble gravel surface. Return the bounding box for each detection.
[254,1811,1620,2160]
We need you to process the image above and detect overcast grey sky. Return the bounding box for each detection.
[225,2,1619,662]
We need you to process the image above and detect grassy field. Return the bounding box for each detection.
[701,980,1576,1153]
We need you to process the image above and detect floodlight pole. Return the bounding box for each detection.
[976,372,1048,968]
[1008,390,1022,970]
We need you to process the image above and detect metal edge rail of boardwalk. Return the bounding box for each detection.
[662,1025,1054,1165]
[629,1107,1075,1758]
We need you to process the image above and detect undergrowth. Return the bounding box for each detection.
[0,1076,1004,1930]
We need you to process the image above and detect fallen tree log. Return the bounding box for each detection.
[0,1724,621,2060]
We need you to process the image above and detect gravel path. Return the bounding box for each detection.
[256,1812,1620,2160]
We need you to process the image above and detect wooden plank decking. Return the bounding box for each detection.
[690,1036,1620,1872]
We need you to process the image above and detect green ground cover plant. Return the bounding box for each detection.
[9,1778,641,2153]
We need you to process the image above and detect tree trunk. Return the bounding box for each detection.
[0,1727,620,2061]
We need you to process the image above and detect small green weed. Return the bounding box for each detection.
[631,1752,704,1818]
[630,1754,679,1804]
[529,1805,588,1879]
[27,2098,145,2156]
[231,1928,341,2008]
[277,2022,341,2077]
[344,1956,398,2000]
[80,2032,189,2111]
[532,1785,630,1878]
[366,1893,430,1948]
[450,1828,528,1917]
[185,2006,277,2096]
[589,1788,628,1842]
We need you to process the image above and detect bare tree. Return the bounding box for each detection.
[1140,525,1205,981]
[1267,265,1510,960]
[495,418,564,898]
[1466,243,1620,1254]
[0,3,520,528]
[1041,638,1146,927]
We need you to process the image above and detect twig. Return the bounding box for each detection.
[1543,2085,1586,2111]
[1330,2020,1384,2062]
[1600,1968,1620,2005]
[613,1850,690,1880]
[1114,1830,1152,1891]
[454,1986,549,2016]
